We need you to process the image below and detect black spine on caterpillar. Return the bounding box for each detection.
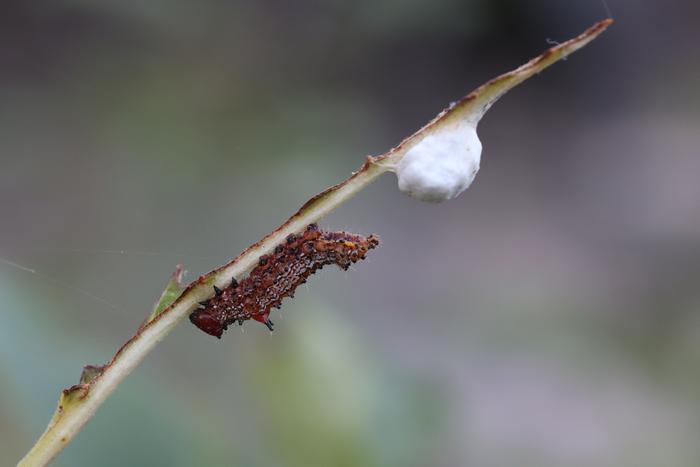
[189,223,380,338]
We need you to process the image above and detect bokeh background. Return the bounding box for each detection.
[2,1,699,466]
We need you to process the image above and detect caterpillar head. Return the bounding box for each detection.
[189,309,225,339]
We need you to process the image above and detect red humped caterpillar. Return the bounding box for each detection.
[189,224,380,338]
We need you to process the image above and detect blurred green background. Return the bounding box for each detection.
[2,1,699,466]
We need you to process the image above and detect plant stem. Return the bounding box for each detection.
[17,19,611,467]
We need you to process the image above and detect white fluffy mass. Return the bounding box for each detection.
[396,123,482,202]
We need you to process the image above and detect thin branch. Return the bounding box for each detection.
[17,19,611,467]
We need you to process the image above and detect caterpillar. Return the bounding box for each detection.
[189,223,380,338]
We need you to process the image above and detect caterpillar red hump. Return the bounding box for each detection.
[189,224,380,338]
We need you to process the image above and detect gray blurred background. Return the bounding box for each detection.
[2,1,699,466]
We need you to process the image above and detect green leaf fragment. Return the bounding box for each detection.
[146,264,186,324]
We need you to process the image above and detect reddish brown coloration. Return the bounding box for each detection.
[189,224,380,338]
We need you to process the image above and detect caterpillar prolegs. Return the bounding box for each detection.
[189,224,380,338]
